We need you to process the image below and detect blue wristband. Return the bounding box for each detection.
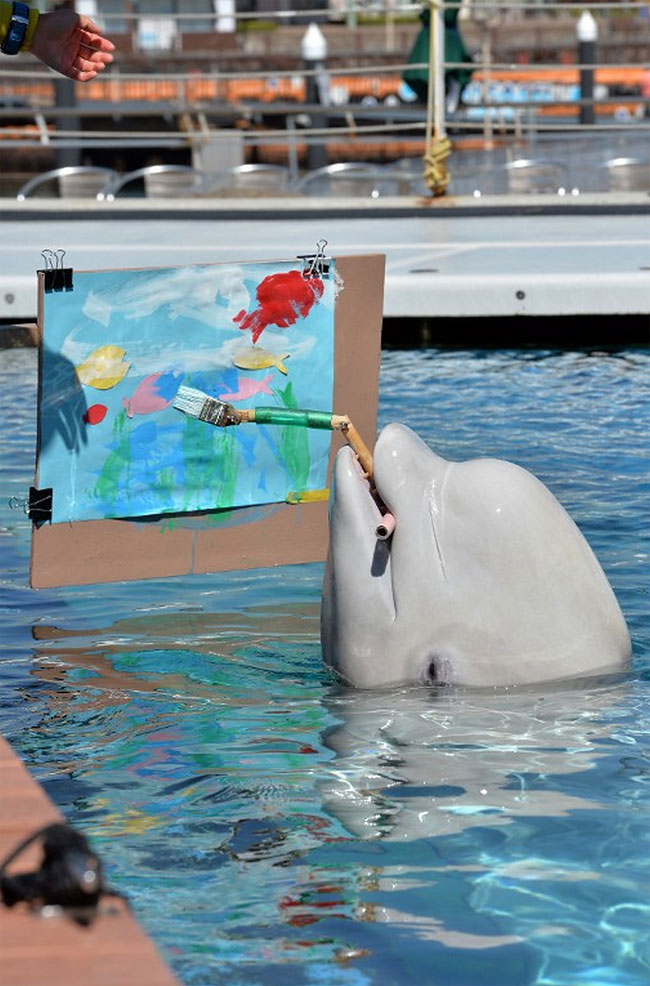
[1,2,31,55]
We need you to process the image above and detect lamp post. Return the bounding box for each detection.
[301,23,328,171]
[577,11,598,126]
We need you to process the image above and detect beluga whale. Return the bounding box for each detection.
[321,423,631,688]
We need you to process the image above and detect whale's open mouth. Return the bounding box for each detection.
[337,444,397,612]
[345,444,382,517]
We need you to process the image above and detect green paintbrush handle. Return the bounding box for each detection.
[253,407,334,429]
[243,406,374,479]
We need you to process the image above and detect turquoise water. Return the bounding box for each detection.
[1,346,649,986]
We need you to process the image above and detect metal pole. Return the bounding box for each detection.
[302,24,328,171]
[432,0,445,140]
[424,1,435,150]
[286,114,299,183]
[579,44,595,125]
[54,0,80,168]
[577,11,598,126]
[385,0,395,54]
[481,31,493,151]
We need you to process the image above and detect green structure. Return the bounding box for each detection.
[403,6,473,104]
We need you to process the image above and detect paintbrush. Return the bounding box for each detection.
[173,385,374,477]
[172,385,394,538]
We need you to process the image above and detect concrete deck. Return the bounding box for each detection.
[0,194,648,326]
[0,736,180,986]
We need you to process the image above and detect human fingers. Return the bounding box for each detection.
[68,59,109,82]
[69,68,99,82]
[77,45,114,67]
[77,23,116,53]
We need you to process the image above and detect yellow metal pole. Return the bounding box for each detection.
[423,0,451,196]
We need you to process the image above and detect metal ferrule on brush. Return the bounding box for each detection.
[198,398,240,427]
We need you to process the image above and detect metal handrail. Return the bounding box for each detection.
[0,4,647,162]
[1,58,648,84]
[15,165,118,200]
[103,164,206,200]
[1,120,647,154]
[68,1,649,19]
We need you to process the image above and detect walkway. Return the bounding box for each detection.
[0,736,179,986]
[0,195,648,325]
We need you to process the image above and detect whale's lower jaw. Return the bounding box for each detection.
[321,423,631,689]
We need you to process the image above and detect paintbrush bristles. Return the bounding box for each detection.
[173,385,213,416]
[172,386,241,427]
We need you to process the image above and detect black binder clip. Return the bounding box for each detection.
[39,249,73,293]
[28,486,53,527]
[298,239,331,280]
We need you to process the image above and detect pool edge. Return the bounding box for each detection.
[0,734,181,986]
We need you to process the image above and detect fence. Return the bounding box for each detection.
[0,1,648,195]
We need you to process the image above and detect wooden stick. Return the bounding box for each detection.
[331,415,374,478]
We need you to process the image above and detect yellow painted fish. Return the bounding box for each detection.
[232,345,290,376]
[76,345,131,390]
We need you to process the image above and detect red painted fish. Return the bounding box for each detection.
[82,403,108,425]
[234,270,324,344]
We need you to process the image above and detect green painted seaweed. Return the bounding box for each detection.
[274,381,311,491]
[181,416,239,512]
[94,409,131,512]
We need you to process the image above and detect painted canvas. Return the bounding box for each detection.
[38,261,337,524]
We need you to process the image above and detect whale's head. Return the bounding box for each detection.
[321,423,631,688]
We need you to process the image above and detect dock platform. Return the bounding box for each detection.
[0,736,179,986]
[0,194,648,334]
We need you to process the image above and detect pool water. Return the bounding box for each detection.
[1,346,649,986]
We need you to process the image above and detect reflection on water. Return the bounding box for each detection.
[1,347,649,986]
[321,681,629,841]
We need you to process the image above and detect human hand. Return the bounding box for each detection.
[30,8,114,81]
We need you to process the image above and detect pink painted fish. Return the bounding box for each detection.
[219,373,274,403]
[122,371,180,418]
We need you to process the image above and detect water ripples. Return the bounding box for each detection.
[1,346,649,985]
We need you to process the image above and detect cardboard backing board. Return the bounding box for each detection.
[30,253,385,588]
